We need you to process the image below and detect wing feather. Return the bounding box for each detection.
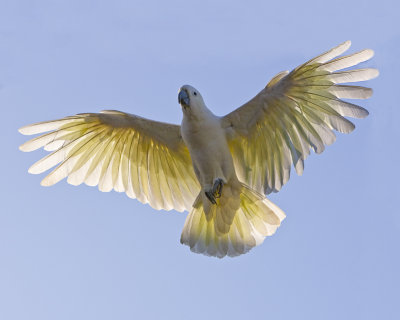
[222,41,377,194]
[19,111,200,211]
[303,40,351,65]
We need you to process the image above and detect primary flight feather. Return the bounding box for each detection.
[19,41,378,258]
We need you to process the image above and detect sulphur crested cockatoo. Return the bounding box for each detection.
[19,41,378,258]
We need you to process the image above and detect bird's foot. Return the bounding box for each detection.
[205,178,224,205]
[205,191,217,205]
[212,178,223,199]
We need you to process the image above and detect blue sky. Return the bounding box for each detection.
[1,0,399,319]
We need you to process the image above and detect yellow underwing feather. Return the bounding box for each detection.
[222,41,378,194]
[19,111,200,212]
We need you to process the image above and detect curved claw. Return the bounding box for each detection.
[213,178,223,199]
[205,179,224,204]
[205,191,217,204]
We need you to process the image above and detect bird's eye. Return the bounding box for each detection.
[193,92,197,96]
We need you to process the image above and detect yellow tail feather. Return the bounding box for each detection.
[180,183,286,258]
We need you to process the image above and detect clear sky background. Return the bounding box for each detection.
[1,0,399,319]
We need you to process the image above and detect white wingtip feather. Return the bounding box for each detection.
[19,144,30,152]
[18,126,34,135]
[307,40,352,65]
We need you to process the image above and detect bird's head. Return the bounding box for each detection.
[178,85,205,112]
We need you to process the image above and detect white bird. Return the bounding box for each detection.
[19,41,378,258]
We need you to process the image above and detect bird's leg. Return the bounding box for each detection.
[204,178,224,205]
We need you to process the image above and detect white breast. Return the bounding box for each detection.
[181,112,235,188]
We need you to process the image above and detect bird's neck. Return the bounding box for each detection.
[183,102,215,123]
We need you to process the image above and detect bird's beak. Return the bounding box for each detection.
[178,89,190,108]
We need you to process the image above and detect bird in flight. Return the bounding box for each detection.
[19,41,378,258]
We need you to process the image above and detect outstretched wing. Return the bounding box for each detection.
[19,110,200,212]
[222,41,378,194]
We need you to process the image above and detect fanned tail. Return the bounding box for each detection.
[180,183,286,258]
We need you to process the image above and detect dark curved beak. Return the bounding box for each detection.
[178,89,190,107]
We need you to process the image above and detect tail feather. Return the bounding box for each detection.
[180,183,285,258]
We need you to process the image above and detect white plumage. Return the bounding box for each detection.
[19,41,378,258]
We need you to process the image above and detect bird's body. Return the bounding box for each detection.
[180,89,234,190]
[179,87,270,257]
[19,41,378,257]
